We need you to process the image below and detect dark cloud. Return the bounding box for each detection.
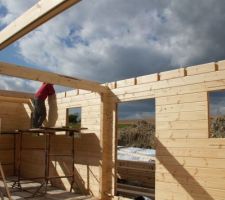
[1,0,225,119]
[1,0,225,91]
[163,0,225,65]
[118,99,155,120]
[96,44,172,82]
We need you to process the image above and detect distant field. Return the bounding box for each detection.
[118,118,155,125]
[209,116,225,138]
[117,118,155,149]
[118,124,131,129]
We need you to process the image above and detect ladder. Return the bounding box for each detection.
[0,163,12,200]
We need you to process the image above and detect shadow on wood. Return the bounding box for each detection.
[156,138,214,200]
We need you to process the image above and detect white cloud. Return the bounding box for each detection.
[16,0,173,81]
[1,0,225,92]
[0,0,36,25]
[0,76,39,92]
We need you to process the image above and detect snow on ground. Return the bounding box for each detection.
[117,146,155,163]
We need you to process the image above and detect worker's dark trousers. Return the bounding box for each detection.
[32,98,46,128]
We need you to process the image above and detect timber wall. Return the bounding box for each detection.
[45,59,225,200]
[19,92,103,197]
[108,60,225,200]
[117,160,155,188]
[0,101,31,176]
[0,135,15,176]
[2,60,225,199]
[0,101,31,131]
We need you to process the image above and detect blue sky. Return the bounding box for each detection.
[209,91,225,116]
[1,0,225,94]
[0,4,31,65]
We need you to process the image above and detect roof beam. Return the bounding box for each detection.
[0,62,108,93]
[0,89,34,99]
[0,0,81,50]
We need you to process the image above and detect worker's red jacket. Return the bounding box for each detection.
[35,83,55,101]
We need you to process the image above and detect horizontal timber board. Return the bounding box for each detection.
[156,163,225,178]
[156,110,208,122]
[156,92,207,106]
[112,78,225,101]
[116,78,136,88]
[156,101,207,113]
[0,150,14,161]
[186,62,215,76]
[157,155,225,169]
[136,73,159,84]
[157,147,225,158]
[156,171,225,191]
[156,129,208,139]
[111,69,225,95]
[157,138,225,149]
[156,120,208,130]
[159,68,186,80]
[156,181,225,200]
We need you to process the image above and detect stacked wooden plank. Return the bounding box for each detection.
[0,136,14,177]
[117,160,155,188]
[108,61,225,200]
[1,60,225,199]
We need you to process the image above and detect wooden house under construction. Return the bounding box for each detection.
[0,1,225,200]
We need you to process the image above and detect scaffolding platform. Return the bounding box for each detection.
[0,127,87,199]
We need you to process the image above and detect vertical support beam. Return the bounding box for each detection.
[99,93,106,199]
[99,91,115,199]
[112,102,118,196]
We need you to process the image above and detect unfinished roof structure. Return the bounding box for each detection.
[1,0,225,200]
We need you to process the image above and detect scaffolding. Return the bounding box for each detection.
[0,127,84,198]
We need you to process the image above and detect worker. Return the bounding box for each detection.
[32,83,55,128]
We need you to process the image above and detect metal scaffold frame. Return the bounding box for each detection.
[1,127,84,198]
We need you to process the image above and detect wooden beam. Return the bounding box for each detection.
[0,0,81,50]
[0,89,34,99]
[0,62,108,93]
[0,96,30,104]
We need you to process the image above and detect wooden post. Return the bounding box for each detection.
[99,91,115,199]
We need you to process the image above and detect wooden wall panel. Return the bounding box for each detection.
[4,60,225,199]
[117,160,155,188]
[0,135,15,176]
[0,101,31,177]
[108,61,225,200]
[0,101,31,131]
[20,92,103,198]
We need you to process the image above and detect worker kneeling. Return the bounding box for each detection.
[32,83,55,128]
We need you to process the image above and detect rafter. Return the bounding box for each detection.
[0,62,108,93]
[0,0,81,50]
